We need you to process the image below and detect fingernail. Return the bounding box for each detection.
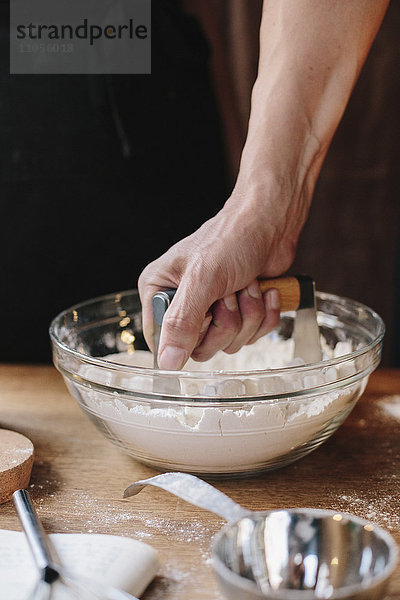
[267,289,280,310]
[223,294,238,312]
[159,346,188,370]
[247,280,261,299]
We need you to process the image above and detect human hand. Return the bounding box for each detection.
[139,183,303,370]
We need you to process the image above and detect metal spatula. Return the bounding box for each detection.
[152,275,321,368]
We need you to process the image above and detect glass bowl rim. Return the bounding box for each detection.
[49,288,385,380]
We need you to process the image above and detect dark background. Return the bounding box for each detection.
[292,2,400,367]
[1,0,399,365]
[0,1,228,362]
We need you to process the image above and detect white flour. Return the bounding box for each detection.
[74,336,367,473]
[379,395,400,421]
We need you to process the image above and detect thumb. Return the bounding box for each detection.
[157,279,217,370]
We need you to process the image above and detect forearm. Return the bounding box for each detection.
[234,0,389,230]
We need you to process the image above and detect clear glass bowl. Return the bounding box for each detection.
[50,290,384,477]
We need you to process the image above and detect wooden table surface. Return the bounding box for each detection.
[0,365,399,599]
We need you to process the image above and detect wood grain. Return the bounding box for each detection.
[259,276,301,311]
[0,364,398,599]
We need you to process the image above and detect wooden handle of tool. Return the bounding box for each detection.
[259,276,315,311]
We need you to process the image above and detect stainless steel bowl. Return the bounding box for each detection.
[50,289,384,476]
[212,508,398,600]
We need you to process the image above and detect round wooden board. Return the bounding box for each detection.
[0,430,34,503]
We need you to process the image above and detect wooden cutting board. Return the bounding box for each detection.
[0,430,34,503]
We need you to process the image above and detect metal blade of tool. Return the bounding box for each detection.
[293,306,322,363]
[291,277,322,364]
[152,290,180,395]
[152,290,176,369]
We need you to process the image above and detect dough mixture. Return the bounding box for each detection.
[75,335,365,473]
